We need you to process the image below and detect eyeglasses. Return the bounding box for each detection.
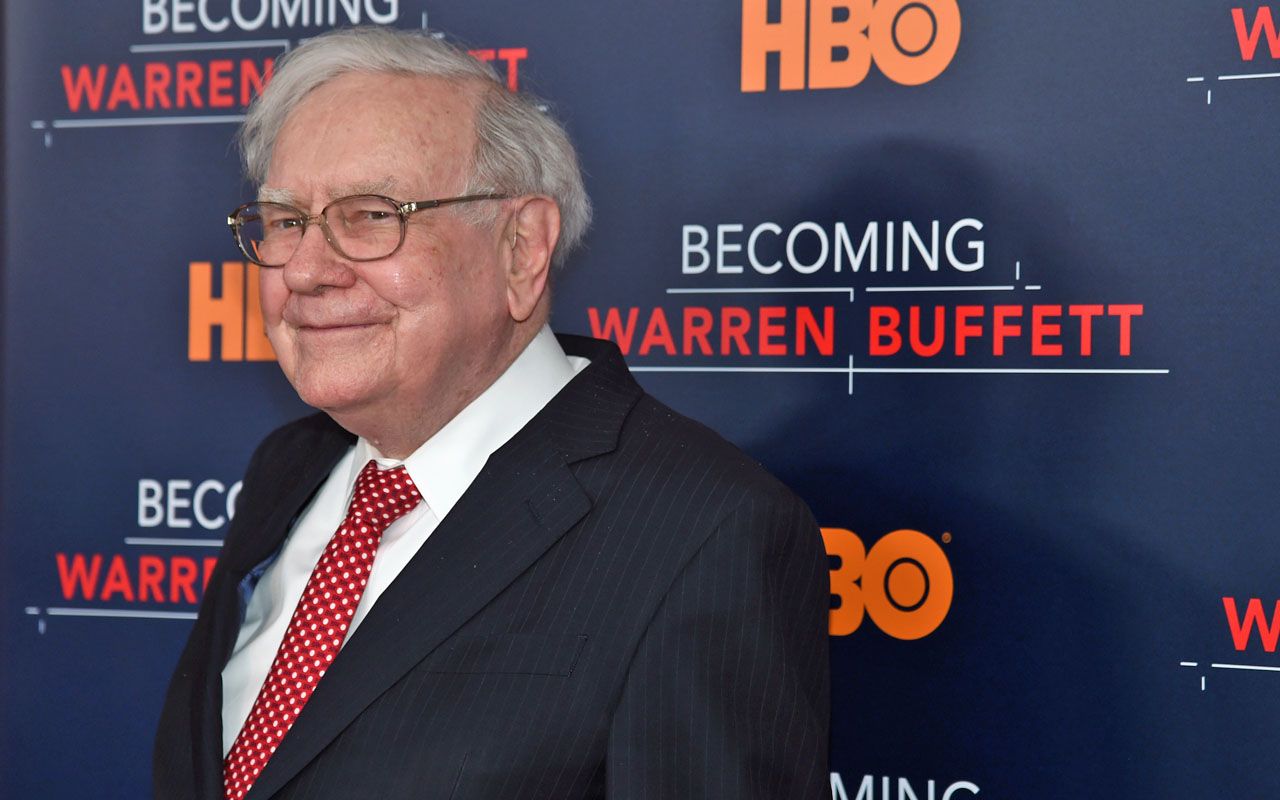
[226,193,509,267]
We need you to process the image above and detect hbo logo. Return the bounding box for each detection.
[822,528,954,639]
[742,0,962,91]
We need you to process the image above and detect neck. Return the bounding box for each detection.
[328,322,543,459]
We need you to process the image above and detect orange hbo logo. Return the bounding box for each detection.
[742,0,962,91]
[188,261,276,362]
[822,527,953,639]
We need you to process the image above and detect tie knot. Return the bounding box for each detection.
[346,460,422,527]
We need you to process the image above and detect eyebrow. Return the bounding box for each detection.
[326,177,399,198]
[257,186,297,204]
[256,177,400,207]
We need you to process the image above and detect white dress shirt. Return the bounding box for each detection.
[221,326,589,755]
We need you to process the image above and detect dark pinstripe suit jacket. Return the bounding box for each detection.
[154,334,830,800]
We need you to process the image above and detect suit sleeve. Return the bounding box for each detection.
[605,486,831,799]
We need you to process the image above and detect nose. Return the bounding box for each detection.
[280,217,358,294]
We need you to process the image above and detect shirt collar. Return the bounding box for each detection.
[349,325,586,520]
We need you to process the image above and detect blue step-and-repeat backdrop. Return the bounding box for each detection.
[3,1,1278,797]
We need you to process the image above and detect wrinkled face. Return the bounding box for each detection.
[259,72,513,430]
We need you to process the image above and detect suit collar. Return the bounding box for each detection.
[223,331,636,560]
[353,324,582,523]
[219,415,356,577]
[219,333,637,581]
[239,334,640,799]
[544,333,642,463]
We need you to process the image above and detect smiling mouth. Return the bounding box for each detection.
[296,322,383,333]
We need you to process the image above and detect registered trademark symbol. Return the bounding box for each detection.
[941,532,952,544]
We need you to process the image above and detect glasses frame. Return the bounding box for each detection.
[226,192,510,267]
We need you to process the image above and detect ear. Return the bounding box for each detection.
[505,196,560,323]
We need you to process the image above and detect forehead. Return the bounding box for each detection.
[265,71,479,200]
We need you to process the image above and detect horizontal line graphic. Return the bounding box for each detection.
[630,366,1171,375]
[51,115,246,129]
[848,367,1170,374]
[1217,71,1280,81]
[1210,662,1280,673]
[124,537,224,547]
[45,607,198,620]
[129,39,289,53]
[863,285,1015,292]
[632,366,848,374]
[666,287,855,299]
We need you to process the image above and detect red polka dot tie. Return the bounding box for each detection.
[223,460,421,800]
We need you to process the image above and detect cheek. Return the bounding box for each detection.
[259,272,288,323]
[378,267,429,306]
[364,230,508,326]
[370,240,456,311]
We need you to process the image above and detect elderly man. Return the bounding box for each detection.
[155,26,829,800]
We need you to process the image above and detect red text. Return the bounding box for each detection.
[1223,597,1280,652]
[1233,7,1280,60]
[61,59,273,112]
[588,305,836,357]
[56,553,217,604]
[868,303,1143,358]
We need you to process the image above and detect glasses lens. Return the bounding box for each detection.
[325,196,404,261]
[234,203,302,267]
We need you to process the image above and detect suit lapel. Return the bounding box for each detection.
[189,416,354,800]
[245,336,641,799]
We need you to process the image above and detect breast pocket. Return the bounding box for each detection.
[427,633,588,677]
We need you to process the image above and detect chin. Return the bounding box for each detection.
[289,371,384,417]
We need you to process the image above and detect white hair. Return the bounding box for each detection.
[239,26,591,265]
